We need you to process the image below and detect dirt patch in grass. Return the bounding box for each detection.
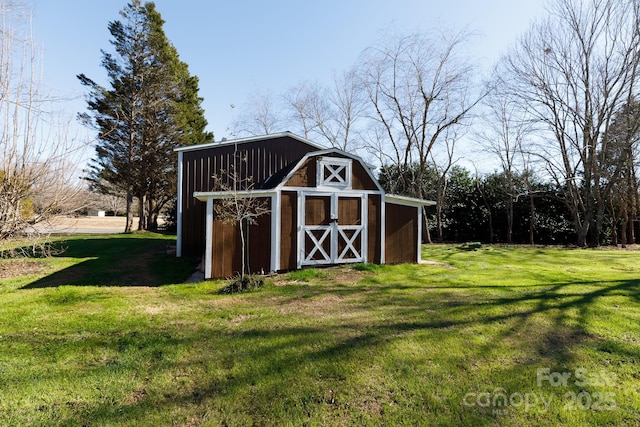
[141,303,178,316]
[330,267,370,283]
[122,379,149,406]
[273,266,373,316]
[278,294,345,316]
[419,259,456,269]
[0,260,47,279]
[273,266,369,287]
[228,313,263,325]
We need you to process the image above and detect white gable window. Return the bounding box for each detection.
[317,156,352,189]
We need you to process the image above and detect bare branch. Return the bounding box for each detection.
[0,0,86,255]
[497,0,640,246]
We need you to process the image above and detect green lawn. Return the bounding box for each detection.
[0,236,638,426]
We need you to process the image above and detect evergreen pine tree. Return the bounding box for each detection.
[79,1,212,231]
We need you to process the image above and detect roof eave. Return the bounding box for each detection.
[175,131,326,153]
[193,189,277,202]
[385,194,436,207]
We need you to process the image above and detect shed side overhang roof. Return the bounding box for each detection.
[194,190,436,207]
[385,194,436,207]
[193,189,277,202]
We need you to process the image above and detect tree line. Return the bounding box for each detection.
[231,0,640,247]
[3,0,640,248]
[78,0,640,246]
[380,163,578,245]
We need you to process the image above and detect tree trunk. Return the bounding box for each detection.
[138,194,146,231]
[507,197,514,244]
[528,192,535,245]
[239,218,246,278]
[125,189,134,233]
[148,196,158,231]
[577,220,590,247]
[592,197,609,247]
[436,203,444,242]
[629,170,637,244]
[422,207,432,244]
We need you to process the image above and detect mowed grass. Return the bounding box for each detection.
[0,238,638,426]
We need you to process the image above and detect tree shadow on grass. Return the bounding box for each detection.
[7,270,640,425]
[68,278,639,425]
[20,236,198,288]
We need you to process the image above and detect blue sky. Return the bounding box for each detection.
[31,0,547,142]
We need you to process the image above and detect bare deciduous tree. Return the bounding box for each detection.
[327,69,367,151]
[429,128,459,242]
[358,29,482,201]
[499,0,640,246]
[475,93,533,243]
[283,80,325,140]
[231,90,283,137]
[0,0,85,255]
[212,153,270,278]
[235,68,367,154]
[283,69,366,151]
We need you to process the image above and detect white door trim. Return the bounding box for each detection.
[299,192,366,266]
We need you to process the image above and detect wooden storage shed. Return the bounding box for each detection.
[176,132,434,279]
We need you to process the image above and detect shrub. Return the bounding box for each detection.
[458,242,482,251]
[219,275,266,294]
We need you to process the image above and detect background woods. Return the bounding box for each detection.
[230,0,640,247]
[3,0,640,247]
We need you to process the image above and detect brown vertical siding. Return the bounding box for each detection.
[338,197,360,225]
[351,161,379,191]
[210,198,272,278]
[385,203,418,264]
[285,157,316,187]
[305,196,331,225]
[367,195,381,264]
[181,156,206,256]
[279,191,298,271]
[181,136,318,257]
[211,217,239,278]
[247,206,272,275]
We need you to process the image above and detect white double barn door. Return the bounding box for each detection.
[300,193,366,266]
